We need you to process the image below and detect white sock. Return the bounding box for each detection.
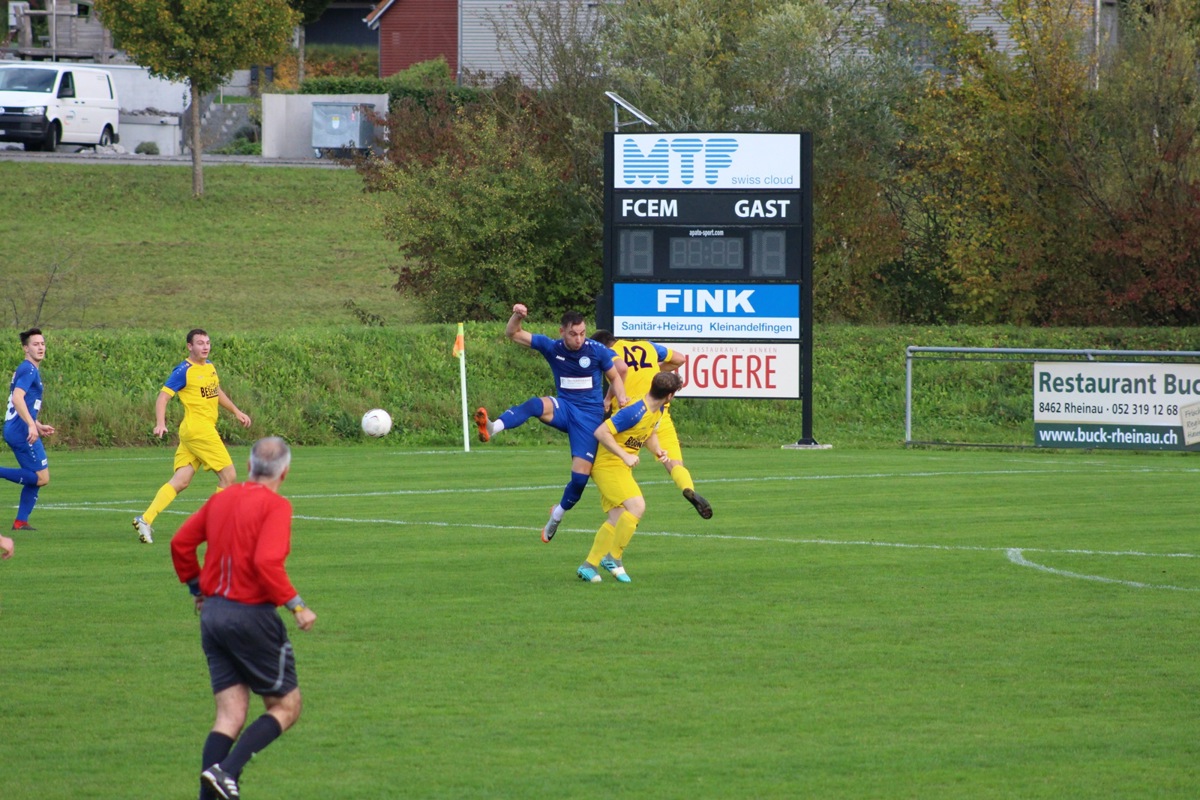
[550,505,564,522]
[491,419,505,434]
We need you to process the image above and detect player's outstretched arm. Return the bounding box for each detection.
[217,389,252,428]
[153,391,172,438]
[505,303,534,347]
[605,366,629,408]
[660,350,687,372]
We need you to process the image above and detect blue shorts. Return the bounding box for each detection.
[200,596,299,697]
[4,432,47,472]
[545,397,603,463]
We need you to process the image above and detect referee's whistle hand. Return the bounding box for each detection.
[294,607,317,631]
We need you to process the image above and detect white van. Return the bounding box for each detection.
[0,64,120,151]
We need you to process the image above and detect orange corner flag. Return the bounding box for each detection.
[453,322,465,358]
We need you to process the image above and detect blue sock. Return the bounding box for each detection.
[559,470,590,511]
[0,466,38,486]
[499,397,545,431]
[17,485,39,522]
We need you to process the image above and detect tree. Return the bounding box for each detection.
[291,0,332,85]
[365,96,599,322]
[598,0,773,131]
[95,0,298,196]
[732,1,921,321]
[1080,0,1200,323]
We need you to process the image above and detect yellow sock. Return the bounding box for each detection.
[611,510,640,561]
[143,484,177,525]
[669,464,694,492]
[585,522,616,567]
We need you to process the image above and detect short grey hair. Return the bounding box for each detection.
[249,436,291,479]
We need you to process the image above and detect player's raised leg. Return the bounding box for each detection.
[473,408,491,442]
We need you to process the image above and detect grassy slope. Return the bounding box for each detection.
[0,162,408,330]
[2,161,1198,451]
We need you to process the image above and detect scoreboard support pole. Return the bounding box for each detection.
[788,134,827,449]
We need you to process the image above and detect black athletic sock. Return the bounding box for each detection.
[221,714,284,776]
[200,731,235,799]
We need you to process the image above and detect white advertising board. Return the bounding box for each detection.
[672,342,800,399]
[614,133,802,190]
[1033,361,1200,450]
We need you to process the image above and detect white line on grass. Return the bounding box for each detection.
[292,513,1200,593]
[30,467,1200,592]
[35,465,1194,508]
[1005,548,1198,592]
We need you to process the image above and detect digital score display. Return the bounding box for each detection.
[669,236,742,270]
[618,228,790,278]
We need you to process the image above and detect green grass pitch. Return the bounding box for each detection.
[2,445,1197,799]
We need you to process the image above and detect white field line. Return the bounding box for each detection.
[33,465,1200,508]
[1005,549,1198,592]
[27,466,1200,592]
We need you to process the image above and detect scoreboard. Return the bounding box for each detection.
[598,131,817,443]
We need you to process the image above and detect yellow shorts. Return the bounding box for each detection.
[174,427,233,474]
[592,454,643,513]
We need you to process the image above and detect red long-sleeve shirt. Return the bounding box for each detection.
[171,482,298,607]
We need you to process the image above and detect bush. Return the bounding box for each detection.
[134,141,159,155]
[300,57,481,110]
[367,104,597,322]
[303,44,379,79]
[209,137,261,156]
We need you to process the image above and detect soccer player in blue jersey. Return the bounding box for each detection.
[2,328,55,531]
[133,329,252,545]
[474,303,627,542]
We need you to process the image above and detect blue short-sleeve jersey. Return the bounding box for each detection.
[529,334,614,416]
[4,360,43,441]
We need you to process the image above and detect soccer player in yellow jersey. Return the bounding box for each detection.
[133,329,252,544]
[578,371,684,583]
[592,330,712,521]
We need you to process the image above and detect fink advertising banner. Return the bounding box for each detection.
[1033,361,1200,451]
[612,283,800,340]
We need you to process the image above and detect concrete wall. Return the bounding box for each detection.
[261,93,386,159]
[119,112,182,155]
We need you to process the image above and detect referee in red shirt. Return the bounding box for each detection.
[171,436,317,800]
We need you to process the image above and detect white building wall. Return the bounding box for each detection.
[458,0,601,87]
[459,0,532,84]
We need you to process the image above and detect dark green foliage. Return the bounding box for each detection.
[350,2,1200,327]
[358,87,599,322]
[209,137,261,155]
[299,58,481,109]
[300,44,379,79]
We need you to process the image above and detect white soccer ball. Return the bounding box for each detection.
[361,408,392,437]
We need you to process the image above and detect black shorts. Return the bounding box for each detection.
[200,596,299,697]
